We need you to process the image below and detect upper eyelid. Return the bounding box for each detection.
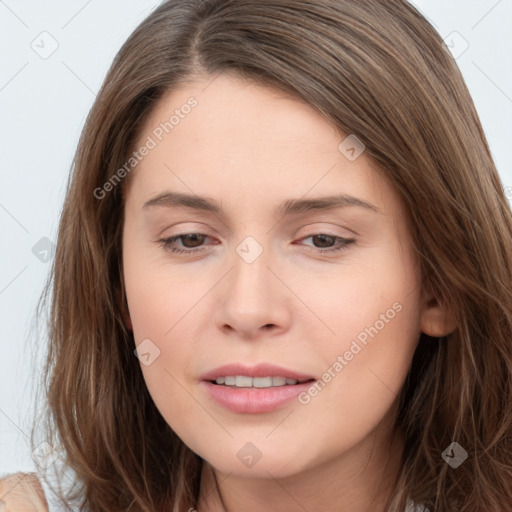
[159,220,357,238]
[161,231,355,247]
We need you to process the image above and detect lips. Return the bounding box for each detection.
[200,363,316,383]
[199,363,317,413]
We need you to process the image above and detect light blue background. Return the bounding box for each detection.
[1,0,511,475]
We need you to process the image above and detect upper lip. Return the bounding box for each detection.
[200,363,316,382]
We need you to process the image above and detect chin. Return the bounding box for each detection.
[197,440,318,480]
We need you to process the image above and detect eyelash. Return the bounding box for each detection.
[157,233,355,255]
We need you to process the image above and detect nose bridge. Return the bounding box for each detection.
[215,233,288,335]
[230,235,271,304]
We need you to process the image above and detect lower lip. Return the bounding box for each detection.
[201,380,315,413]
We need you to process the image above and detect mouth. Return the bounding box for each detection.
[209,375,315,388]
[200,363,317,413]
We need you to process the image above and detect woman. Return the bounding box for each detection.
[2,0,512,510]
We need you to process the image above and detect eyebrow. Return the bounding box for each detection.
[142,191,381,215]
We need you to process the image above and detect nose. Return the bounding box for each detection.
[214,242,291,339]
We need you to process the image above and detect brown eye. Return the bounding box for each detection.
[158,233,213,254]
[177,233,208,248]
[310,234,336,248]
[298,234,355,253]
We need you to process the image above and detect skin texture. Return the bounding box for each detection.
[0,473,48,511]
[122,73,456,512]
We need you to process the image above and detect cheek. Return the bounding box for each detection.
[124,271,206,431]
[122,217,215,344]
[125,264,206,342]
[292,239,420,353]
[294,243,422,431]
[124,262,207,354]
[122,236,211,423]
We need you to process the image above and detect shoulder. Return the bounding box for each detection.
[0,472,49,510]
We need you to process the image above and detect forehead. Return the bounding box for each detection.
[148,72,342,153]
[124,73,395,218]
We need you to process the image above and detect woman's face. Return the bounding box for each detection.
[122,72,428,478]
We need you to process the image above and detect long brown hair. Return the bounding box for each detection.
[31,0,512,510]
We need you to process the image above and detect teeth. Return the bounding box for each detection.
[253,377,272,388]
[215,376,299,388]
[272,376,287,386]
[235,375,253,387]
